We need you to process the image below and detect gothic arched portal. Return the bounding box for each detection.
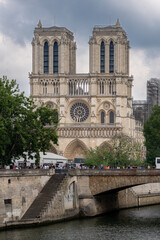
[64,139,88,161]
[99,141,112,151]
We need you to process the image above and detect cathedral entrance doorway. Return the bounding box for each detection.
[64,139,88,161]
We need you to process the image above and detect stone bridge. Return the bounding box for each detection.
[69,169,160,195]
[68,169,160,216]
[1,169,160,229]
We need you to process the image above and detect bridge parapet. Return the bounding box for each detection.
[68,169,160,177]
[0,169,55,177]
[68,169,160,197]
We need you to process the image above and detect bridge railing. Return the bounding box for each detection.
[68,169,160,176]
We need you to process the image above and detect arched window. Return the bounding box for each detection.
[100,41,105,73]
[109,41,114,73]
[44,41,49,73]
[109,111,114,124]
[101,111,105,124]
[53,41,58,73]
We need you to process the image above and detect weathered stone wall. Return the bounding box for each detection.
[118,188,138,208]
[77,174,120,216]
[77,176,97,216]
[118,183,160,208]
[132,183,160,194]
[40,176,79,221]
[138,194,160,206]
[0,170,53,225]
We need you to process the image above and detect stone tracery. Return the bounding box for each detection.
[70,102,89,122]
[68,79,89,96]
[39,79,60,96]
[97,79,116,95]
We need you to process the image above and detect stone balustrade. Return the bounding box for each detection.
[57,126,121,138]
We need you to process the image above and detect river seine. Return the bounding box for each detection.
[1,205,160,240]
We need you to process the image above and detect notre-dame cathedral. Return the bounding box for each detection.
[30,19,143,161]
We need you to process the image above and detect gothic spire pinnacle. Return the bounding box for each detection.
[37,20,42,28]
[116,18,120,27]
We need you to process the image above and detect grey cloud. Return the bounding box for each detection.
[0,0,160,100]
[0,0,160,52]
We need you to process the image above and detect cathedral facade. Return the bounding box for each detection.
[30,20,143,161]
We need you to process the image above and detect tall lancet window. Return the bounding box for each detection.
[109,41,114,73]
[109,111,114,124]
[100,41,105,73]
[44,41,49,73]
[53,41,58,73]
[101,111,105,124]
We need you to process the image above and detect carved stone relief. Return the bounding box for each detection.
[103,102,110,110]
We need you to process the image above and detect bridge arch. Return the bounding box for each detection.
[87,171,160,196]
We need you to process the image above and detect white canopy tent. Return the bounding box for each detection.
[14,152,68,167]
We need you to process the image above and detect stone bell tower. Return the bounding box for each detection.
[31,20,76,78]
[89,19,129,75]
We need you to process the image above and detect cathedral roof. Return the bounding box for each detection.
[34,20,74,37]
[93,19,126,36]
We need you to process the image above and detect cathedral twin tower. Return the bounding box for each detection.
[30,19,142,161]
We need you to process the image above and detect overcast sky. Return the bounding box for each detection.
[0,0,160,100]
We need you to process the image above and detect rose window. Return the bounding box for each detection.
[70,102,89,122]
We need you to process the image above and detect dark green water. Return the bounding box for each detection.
[1,205,160,240]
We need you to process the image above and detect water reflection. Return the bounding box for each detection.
[1,205,160,240]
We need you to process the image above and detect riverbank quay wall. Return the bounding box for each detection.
[118,184,160,209]
[0,169,54,226]
[0,169,80,229]
[0,169,160,229]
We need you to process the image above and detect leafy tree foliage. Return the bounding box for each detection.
[84,142,114,167]
[0,76,59,166]
[143,105,160,165]
[84,134,143,168]
[111,134,143,167]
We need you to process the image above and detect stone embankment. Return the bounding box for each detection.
[0,169,160,229]
[118,184,160,208]
[0,169,79,229]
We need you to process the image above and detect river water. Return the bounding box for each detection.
[1,205,160,240]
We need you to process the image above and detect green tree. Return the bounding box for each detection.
[84,142,114,167]
[0,76,59,166]
[84,134,143,168]
[111,134,143,167]
[143,105,160,165]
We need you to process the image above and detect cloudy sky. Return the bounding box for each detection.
[0,0,160,100]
